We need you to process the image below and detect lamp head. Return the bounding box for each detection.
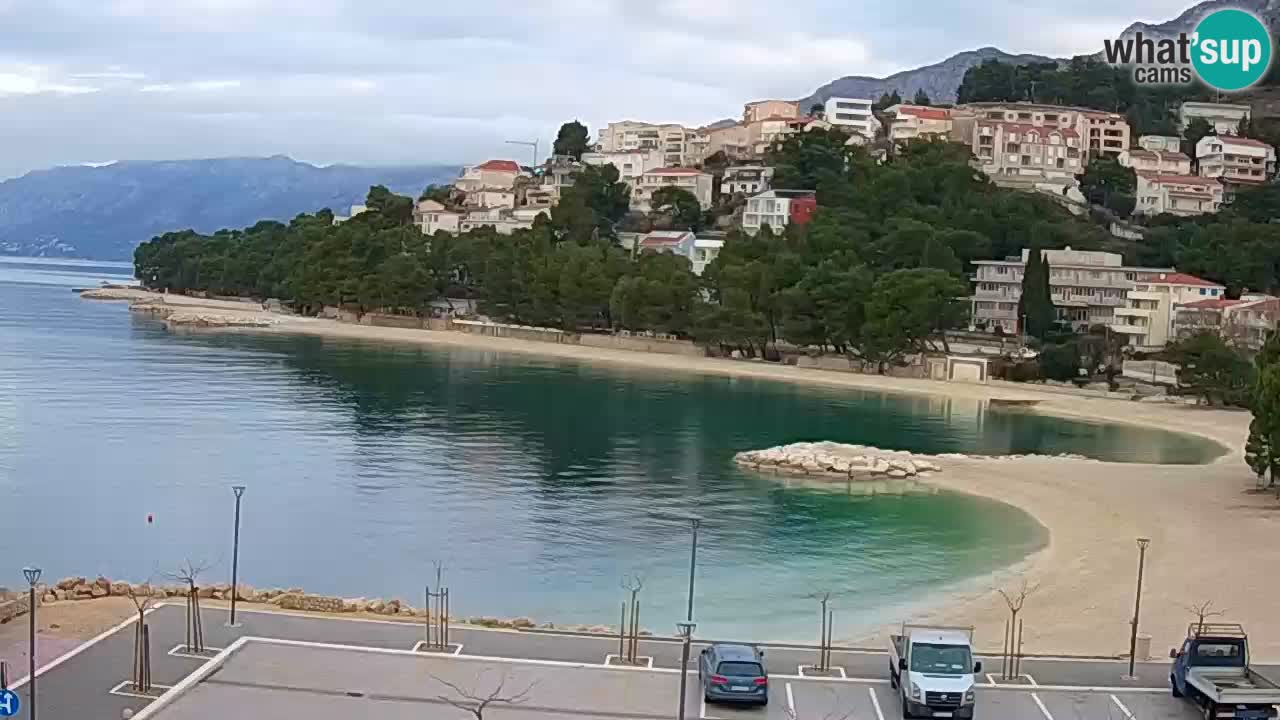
[1137,537,1151,549]
[22,566,41,586]
[676,621,696,637]
[232,485,246,498]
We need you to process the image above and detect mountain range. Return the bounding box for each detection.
[0,157,455,261]
[798,0,1280,108]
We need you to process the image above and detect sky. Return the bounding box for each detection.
[0,0,1196,180]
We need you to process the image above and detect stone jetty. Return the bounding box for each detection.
[734,441,942,479]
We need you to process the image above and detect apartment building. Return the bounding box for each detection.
[458,207,548,235]
[1082,112,1131,159]
[1118,147,1192,175]
[631,231,724,276]
[581,149,664,185]
[1180,101,1251,135]
[722,166,774,196]
[972,119,1083,185]
[597,122,696,167]
[456,160,523,194]
[522,156,579,209]
[630,167,714,213]
[412,199,461,235]
[1134,173,1223,217]
[742,190,817,235]
[884,104,952,143]
[696,123,753,163]
[1196,135,1276,188]
[970,247,1160,333]
[1175,295,1280,350]
[744,100,799,124]
[823,97,877,140]
[1108,272,1225,350]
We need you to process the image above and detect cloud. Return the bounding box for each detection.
[0,0,1194,179]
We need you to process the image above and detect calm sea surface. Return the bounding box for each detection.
[0,257,1220,639]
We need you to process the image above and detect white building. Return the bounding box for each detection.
[463,189,516,210]
[691,238,724,276]
[884,104,952,143]
[722,166,774,196]
[455,160,523,194]
[632,231,723,276]
[332,204,369,224]
[1138,135,1183,153]
[412,200,461,235]
[596,121,696,167]
[631,167,714,213]
[1134,173,1223,217]
[1196,135,1276,188]
[458,207,548,235]
[1108,272,1225,350]
[742,190,816,235]
[823,97,877,140]
[1118,147,1192,175]
[1180,101,1251,136]
[970,247,1166,333]
[581,149,664,184]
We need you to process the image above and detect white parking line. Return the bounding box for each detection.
[700,691,708,719]
[6,607,157,690]
[797,664,847,678]
[604,653,654,668]
[410,641,464,656]
[1024,672,1038,686]
[107,680,174,700]
[166,644,226,659]
[868,686,886,720]
[786,683,796,717]
[1109,694,1134,718]
[1031,692,1055,720]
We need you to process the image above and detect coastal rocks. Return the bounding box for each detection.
[127,299,275,328]
[733,442,943,481]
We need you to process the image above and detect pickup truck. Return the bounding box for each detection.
[889,625,981,719]
[1170,623,1280,720]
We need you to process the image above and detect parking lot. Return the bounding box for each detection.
[0,603,1249,719]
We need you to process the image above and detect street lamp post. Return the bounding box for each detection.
[229,486,246,627]
[22,566,41,720]
[676,621,697,720]
[1127,538,1151,678]
[685,518,699,623]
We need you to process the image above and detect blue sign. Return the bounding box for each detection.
[0,688,19,718]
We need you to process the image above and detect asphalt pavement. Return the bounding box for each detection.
[3,602,1276,720]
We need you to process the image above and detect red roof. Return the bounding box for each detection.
[1138,172,1218,186]
[476,160,521,172]
[646,167,705,176]
[898,105,950,121]
[1140,272,1222,287]
[1180,298,1242,310]
[1215,136,1273,149]
[978,122,1079,139]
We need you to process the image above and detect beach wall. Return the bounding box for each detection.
[0,590,43,624]
[576,333,703,357]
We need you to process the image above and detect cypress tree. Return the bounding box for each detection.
[1018,249,1055,340]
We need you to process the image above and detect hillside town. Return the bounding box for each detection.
[383,92,1279,362]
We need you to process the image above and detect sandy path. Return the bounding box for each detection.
[81,290,1277,658]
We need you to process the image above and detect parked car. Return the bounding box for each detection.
[1170,623,1279,719]
[698,643,768,705]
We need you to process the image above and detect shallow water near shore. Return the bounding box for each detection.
[0,258,1219,639]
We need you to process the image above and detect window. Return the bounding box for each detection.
[1200,288,1207,295]
[995,266,1008,274]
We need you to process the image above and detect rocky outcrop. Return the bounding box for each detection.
[734,442,942,480]
[128,300,275,328]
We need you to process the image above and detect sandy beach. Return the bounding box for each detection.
[82,289,1280,659]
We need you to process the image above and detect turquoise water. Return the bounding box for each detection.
[0,258,1218,639]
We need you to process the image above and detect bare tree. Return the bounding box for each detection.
[167,559,214,653]
[997,578,1040,680]
[1185,600,1226,630]
[124,580,155,692]
[431,670,536,719]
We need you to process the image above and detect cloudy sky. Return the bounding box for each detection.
[0,0,1194,179]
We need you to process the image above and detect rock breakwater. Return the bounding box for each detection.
[734,441,942,479]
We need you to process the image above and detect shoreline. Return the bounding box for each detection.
[80,289,1280,658]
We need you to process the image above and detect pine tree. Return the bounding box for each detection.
[1245,418,1271,487]
[1018,249,1055,340]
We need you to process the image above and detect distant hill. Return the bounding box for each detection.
[0,156,456,261]
[798,47,1057,108]
[1119,0,1279,37]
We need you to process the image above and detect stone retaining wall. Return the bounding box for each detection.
[0,591,42,624]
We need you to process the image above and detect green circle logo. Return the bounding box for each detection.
[1192,9,1272,91]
